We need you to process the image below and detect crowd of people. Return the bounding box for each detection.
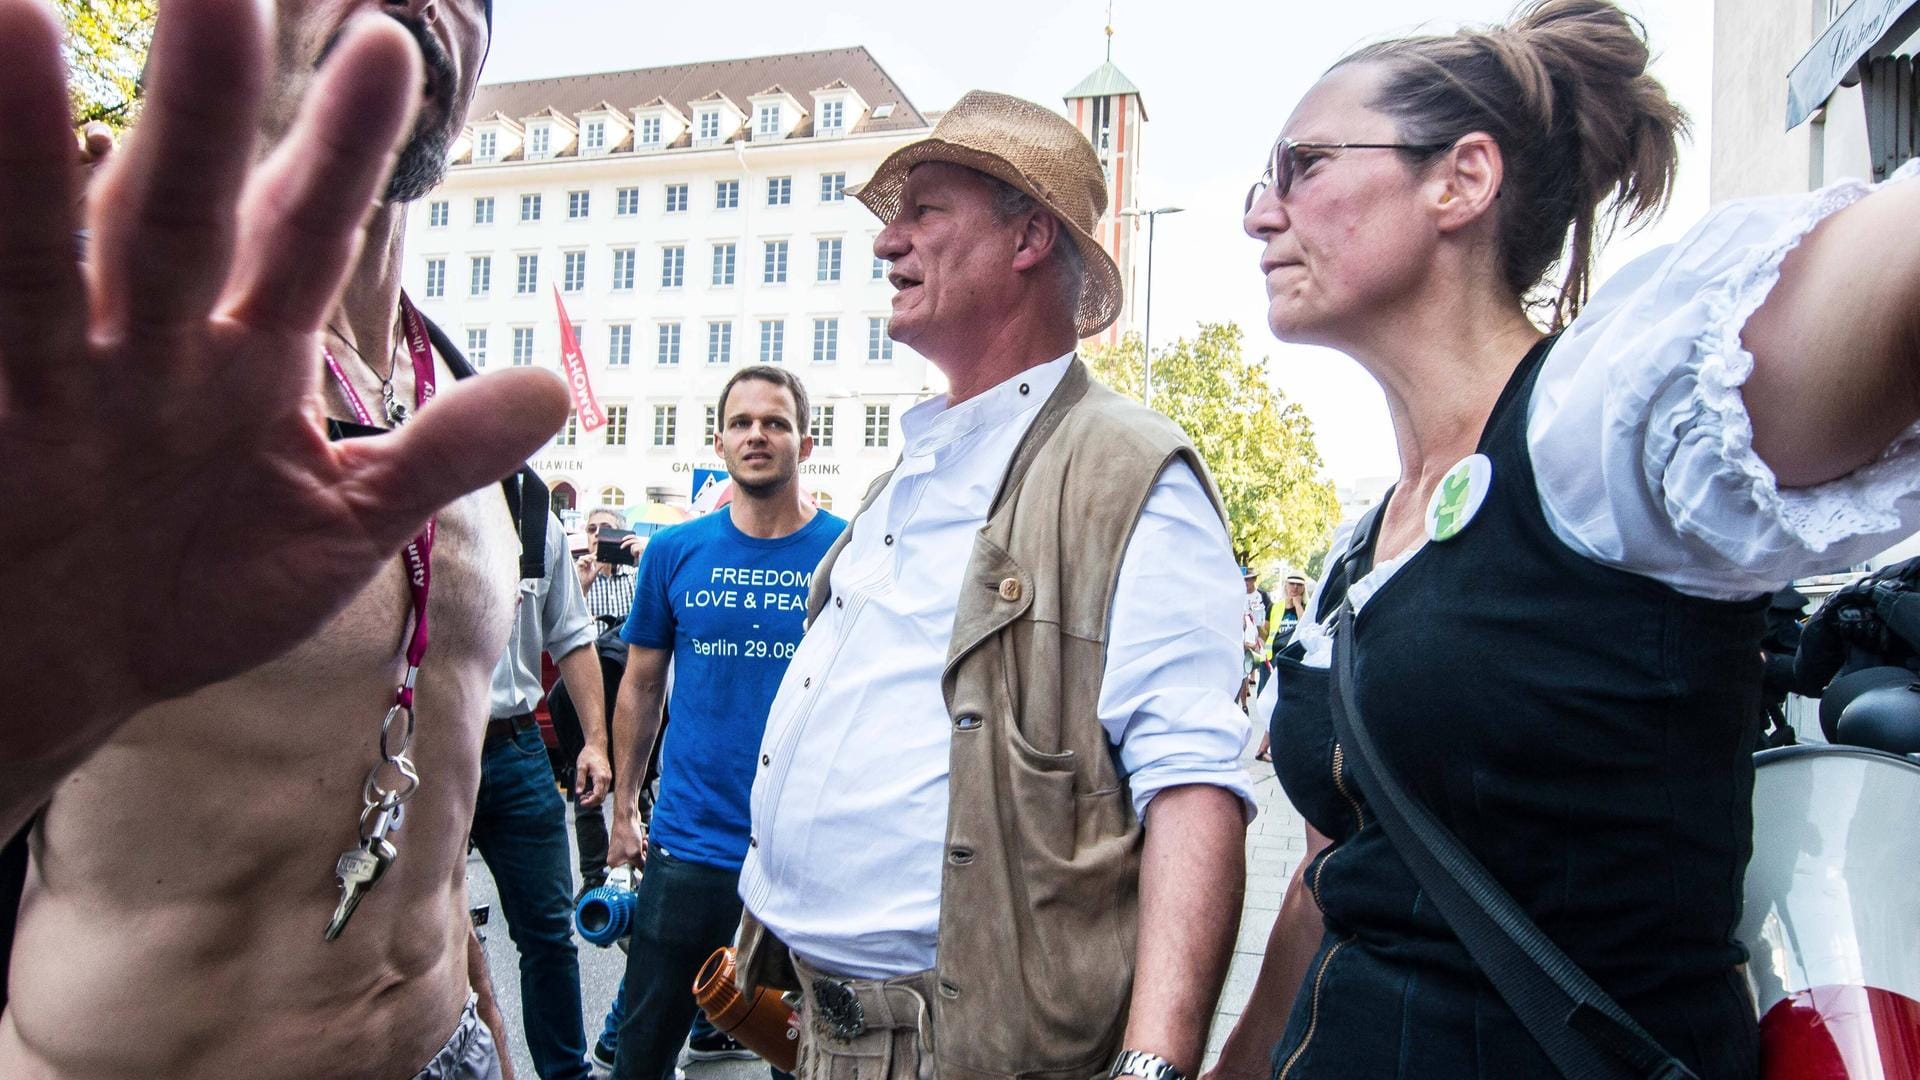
[1,0,1917,1079]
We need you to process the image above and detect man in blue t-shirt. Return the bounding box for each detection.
[603,366,844,1080]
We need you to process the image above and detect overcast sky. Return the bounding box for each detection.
[482,1,1716,486]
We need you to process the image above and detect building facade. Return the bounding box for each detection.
[1712,0,1919,201]
[404,48,938,520]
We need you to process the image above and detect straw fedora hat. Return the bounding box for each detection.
[850,90,1124,338]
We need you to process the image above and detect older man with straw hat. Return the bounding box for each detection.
[734,91,1256,1080]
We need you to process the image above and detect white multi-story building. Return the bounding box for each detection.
[404,48,938,519]
[405,46,1155,521]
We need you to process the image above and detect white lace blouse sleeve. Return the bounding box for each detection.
[1528,158,1920,601]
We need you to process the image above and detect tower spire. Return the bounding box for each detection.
[1105,0,1114,62]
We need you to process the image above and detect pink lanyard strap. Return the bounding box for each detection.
[323,295,439,707]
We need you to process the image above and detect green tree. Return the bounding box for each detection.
[57,0,158,128]
[1085,325,1340,572]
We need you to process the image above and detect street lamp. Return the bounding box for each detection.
[1119,205,1183,406]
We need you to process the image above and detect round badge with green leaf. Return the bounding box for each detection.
[1425,454,1493,543]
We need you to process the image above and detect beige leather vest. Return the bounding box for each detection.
[740,360,1226,1079]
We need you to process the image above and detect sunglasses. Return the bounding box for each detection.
[1245,137,1454,212]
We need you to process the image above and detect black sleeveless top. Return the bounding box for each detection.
[1267,338,1764,1079]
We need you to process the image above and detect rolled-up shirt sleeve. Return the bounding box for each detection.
[1098,458,1258,823]
[1530,157,1920,600]
[538,514,597,659]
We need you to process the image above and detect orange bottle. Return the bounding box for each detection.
[693,946,799,1072]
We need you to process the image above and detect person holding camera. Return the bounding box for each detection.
[578,505,642,623]
[601,366,844,1080]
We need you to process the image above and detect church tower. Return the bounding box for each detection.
[1064,13,1146,347]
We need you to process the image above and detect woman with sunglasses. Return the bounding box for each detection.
[1211,2,1920,1078]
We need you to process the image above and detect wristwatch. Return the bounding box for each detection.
[1109,1049,1187,1080]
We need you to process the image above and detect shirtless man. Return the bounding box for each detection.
[0,0,568,1076]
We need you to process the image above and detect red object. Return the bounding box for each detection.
[1762,984,1920,1079]
[553,288,607,433]
[534,654,560,749]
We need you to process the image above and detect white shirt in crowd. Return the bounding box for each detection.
[1295,158,1920,668]
[740,352,1257,980]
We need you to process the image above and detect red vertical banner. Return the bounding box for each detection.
[553,287,607,432]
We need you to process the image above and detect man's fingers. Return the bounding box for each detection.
[225,15,422,335]
[337,369,569,553]
[0,0,86,405]
[90,0,267,335]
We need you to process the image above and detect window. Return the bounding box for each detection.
[616,187,639,216]
[707,321,732,365]
[555,414,577,447]
[811,318,838,364]
[872,255,889,280]
[511,326,534,366]
[469,255,492,297]
[762,240,788,284]
[515,254,538,295]
[819,99,845,134]
[465,328,488,368]
[611,247,635,291]
[651,404,677,447]
[767,176,791,206]
[820,172,847,202]
[816,237,843,282]
[562,250,586,293]
[660,246,685,288]
[864,404,891,447]
[529,125,550,157]
[696,110,721,143]
[604,404,628,447]
[424,258,445,299]
[814,490,835,511]
[711,242,736,287]
[475,130,497,162]
[584,119,606,152]
[715,179,739,209]
[639,116,661,147]
[520,193,541,222]
[809,403,834,446]
[568,190,589,219]
[656,323,681,366]
[665,183,688,213]
[607,323,632,366]
[473,196,495,225]
[759,319,784,364]
[600,485,627,507]
[868,317,893,361]
[757,104,782,138]
[428,201,448,228]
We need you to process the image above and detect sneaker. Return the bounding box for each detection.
[684,1029,757,1062]
[589,1040,617,1071]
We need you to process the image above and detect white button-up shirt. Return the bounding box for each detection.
[740,354,1256,979]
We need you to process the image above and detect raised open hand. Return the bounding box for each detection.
[0,0,566,821]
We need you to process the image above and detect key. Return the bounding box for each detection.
[323,808,400,941]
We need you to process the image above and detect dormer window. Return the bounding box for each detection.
[757,104,782,139]
[639,116,662,148]
[475,130,497,162]
[819,100,845,134]
[584,120,606,152]
[697,110,722,144]
[529,125,551,157]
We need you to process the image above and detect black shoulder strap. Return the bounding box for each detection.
[420,312,549,580]
[1328,602,1696,1080]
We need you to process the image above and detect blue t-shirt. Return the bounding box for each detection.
[622,507,845,870]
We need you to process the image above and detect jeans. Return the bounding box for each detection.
[611,842,745,1080]
[472,722,593,1080]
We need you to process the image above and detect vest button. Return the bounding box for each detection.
[948,847,974,865]
[998,577,1022,602]
[953,713,982,731]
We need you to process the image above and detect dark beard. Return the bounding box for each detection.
[730,470,795,500]
[317,13,459,204]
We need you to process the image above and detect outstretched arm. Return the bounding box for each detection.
[1742,174,1920,487]
[0,0,567,835]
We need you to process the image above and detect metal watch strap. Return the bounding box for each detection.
[1109,1050,1187,1080]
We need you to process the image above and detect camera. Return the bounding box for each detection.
[595,527,637,567]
